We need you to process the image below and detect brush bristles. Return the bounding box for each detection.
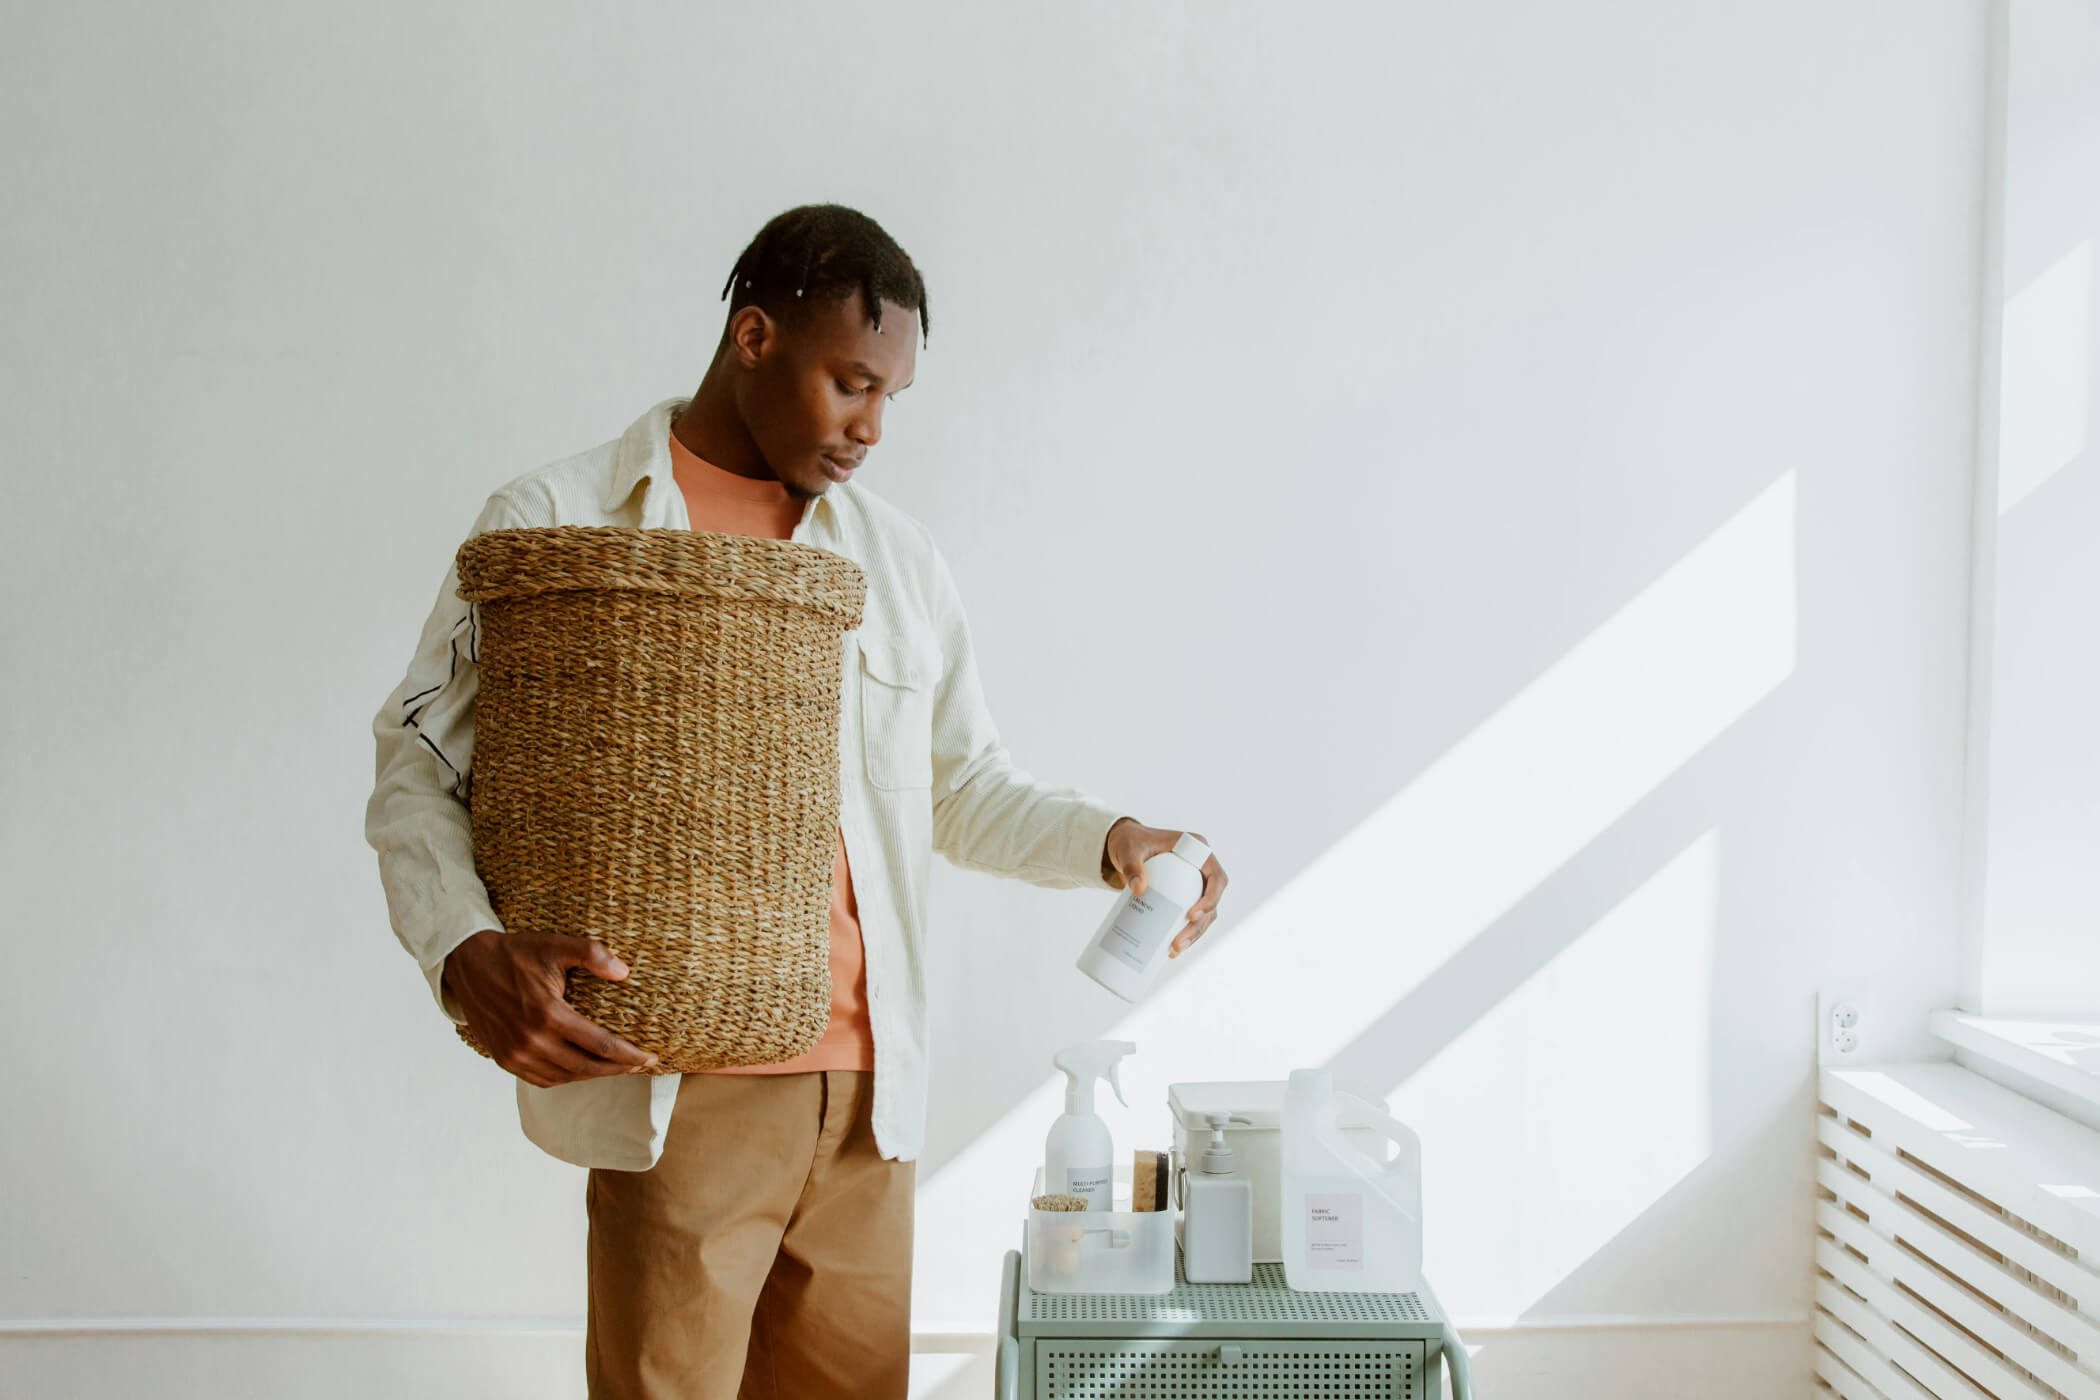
[1031,1193,1090,1213]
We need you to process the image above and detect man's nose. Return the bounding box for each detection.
[849,401,883,448]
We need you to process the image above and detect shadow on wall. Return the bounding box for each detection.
[914,470,1803,1350]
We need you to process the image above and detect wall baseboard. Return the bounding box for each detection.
[2,1316,1809,1399]
[0,1311,1807,1338]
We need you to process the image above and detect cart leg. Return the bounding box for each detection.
[1442,1321,1476,1399]
[994,1248,1021,1400]
[1416,1279,1475,1400]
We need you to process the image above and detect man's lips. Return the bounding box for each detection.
[821,453,860,480]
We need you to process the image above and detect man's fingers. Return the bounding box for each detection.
[1185,867,1229,924]
[543,999,658,1069]
[546,934,631,982]
[523,1039,599,1084]
[1169,909,1219,958]
[586,942,632,981]
[1158,839,1226,957]
[526,1033,641,1086]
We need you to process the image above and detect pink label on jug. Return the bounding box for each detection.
[1306,1193,1363,1269]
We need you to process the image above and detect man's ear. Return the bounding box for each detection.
[727,305,774,371]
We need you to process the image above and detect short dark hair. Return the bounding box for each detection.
[719,203,930,345]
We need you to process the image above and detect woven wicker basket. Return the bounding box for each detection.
[451,525,867,1074]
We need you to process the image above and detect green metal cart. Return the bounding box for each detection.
[993,1234,1476,1399]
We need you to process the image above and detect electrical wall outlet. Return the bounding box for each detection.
[1819,990,1868,1064]
[1832,1005,1861,1056]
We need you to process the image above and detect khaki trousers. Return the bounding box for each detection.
[585,1070,915,1399]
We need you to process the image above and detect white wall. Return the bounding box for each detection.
[1968,0,2100,1017]
[1,3,1992,1396]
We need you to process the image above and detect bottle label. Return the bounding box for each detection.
[1306,1193,1364,1269]
[1102,889,1176,972]
[1065,1165,1112,1208]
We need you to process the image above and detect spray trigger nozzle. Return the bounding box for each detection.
[1051,1039,1137,1114]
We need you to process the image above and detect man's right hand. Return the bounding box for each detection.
[442,929,660,1087]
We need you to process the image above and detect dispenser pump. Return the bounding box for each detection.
[1053,1039,1136,1114]
[1200,1112,1252,1174]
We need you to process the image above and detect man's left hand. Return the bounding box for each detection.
[1101,817,1229,959]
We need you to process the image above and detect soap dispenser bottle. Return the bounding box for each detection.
[1180,1112,1253,1283]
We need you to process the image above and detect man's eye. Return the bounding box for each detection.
[835,379,862,396]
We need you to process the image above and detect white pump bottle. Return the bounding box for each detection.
[1181,1111,1255,1283]
[1044,1039,1136,1210]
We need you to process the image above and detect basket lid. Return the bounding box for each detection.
[456,525,866,629]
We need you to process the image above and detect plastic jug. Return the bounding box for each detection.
[1280,1068,1423,1293]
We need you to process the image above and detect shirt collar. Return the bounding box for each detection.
[604,394,835,531]
[601,396,685,516]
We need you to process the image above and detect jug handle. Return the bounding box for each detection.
[1334,1088,1420,1181]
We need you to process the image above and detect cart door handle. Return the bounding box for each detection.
[1217,1344,1244,1365]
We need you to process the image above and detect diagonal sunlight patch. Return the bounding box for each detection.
[1828,1071,1973,1134]
[1999,241,2093,514]
[1381,828,1718,1315]
[915,474,1795,1329]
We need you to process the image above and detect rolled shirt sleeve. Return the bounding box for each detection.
[924,542,1124,890]
[364,490,525,1024]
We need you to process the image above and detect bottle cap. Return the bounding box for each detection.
[1172,832,1212,869]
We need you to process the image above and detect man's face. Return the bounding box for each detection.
[736,286,918,500]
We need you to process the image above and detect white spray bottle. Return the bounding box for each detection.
[1044,1039,1136,1210]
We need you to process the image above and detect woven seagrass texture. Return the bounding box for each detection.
[451,526,867,1073]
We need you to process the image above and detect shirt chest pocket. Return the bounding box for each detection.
[857,634,935,790]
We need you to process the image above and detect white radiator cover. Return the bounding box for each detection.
[1815,1064,2100,1399]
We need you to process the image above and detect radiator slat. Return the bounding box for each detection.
[1817,1114,2098,1310]
[1818,1201,2093,1397]
[1816,1063,2100,1400]
[1814,1339,1895,1400]
[1816,1237,2055,1400]
[1820,1066,2100,1261]
[1817,1155,2100,1362]
[1815,1277,1996,1400]
[1815,1311,1941,1400]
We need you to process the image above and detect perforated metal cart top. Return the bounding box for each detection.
[994,1236,1476,1399]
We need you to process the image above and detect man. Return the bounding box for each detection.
[364,203,1230,1399]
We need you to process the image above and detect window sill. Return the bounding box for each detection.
[1930,1010,2100,1126]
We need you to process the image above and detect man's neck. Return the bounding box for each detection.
[671,379,774,483]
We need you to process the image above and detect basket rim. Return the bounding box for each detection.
[455,525,867,628]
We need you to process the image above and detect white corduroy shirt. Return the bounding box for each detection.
[365,395,1124,1170]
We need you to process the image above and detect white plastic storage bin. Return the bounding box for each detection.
[1168,1080,1391,1264]
[1024,1168,1175,1295]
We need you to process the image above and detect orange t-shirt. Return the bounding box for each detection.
[668,427,876,1075]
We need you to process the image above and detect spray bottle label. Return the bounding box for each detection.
[1305,1193,1364,1269]
[1101,890,1174,971]
[1065,1165,1112,1207]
